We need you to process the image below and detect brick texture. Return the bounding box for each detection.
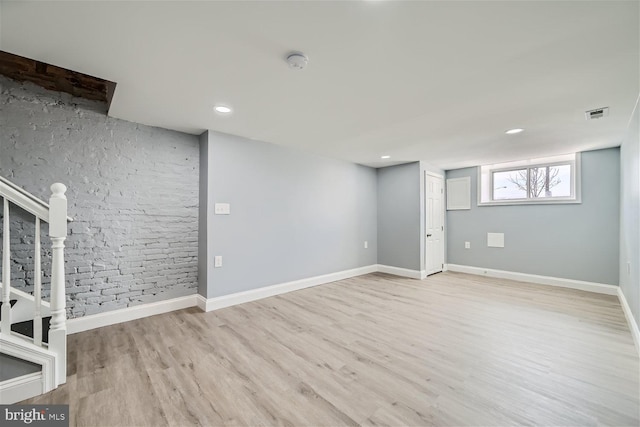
[0,76,199,318]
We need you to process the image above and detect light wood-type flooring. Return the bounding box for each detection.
[23,272,640,426]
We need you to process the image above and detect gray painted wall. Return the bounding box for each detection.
[202,131,377,298]
[0,76,199,318]
[446,148,620,285]
[377,162,421,271]
[620,98,639,328]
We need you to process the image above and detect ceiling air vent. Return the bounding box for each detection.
[585,107,609,120]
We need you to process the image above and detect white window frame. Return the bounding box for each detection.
[478,153,581,206]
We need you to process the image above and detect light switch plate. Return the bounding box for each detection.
[364,241,368,249]
[214,203,230,215]
[487,233,504,248]
[465,241,470,249]
[214,256,223,268]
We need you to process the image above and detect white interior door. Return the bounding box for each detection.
[426,173,444,276]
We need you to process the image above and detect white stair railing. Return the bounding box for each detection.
[0,178,69,387]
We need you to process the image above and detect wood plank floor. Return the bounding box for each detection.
[23,272,639,426]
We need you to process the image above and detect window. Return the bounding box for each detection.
[479,153,580,205]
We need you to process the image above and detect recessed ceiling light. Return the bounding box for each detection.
[381,155,391,159]
[505,128,524,134]
[214,105,232,114]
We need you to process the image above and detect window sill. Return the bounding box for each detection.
[478,198,581,207]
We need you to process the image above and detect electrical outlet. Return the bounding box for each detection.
[214,256,223,268]
[364,241,368,249]
[465,241,470,249]
[214,203,230,215]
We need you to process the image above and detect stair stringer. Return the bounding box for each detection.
[0,284,51,324]
[0,333,57,404]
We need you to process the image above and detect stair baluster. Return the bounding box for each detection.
[1,198,10,334]
[33,217,42,346]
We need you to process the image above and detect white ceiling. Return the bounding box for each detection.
[1,1,638,170]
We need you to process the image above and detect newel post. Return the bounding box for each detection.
[49,183,67,385]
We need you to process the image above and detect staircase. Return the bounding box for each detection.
[0,176,70,404]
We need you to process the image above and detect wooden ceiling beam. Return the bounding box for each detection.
[0,50,116,110]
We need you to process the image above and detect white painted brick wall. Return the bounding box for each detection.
[0,76,199,318]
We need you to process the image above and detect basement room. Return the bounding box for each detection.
[0,1,638,426]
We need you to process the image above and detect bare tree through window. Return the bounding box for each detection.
[506,166,562,198]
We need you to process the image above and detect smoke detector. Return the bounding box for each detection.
[286,52,308,70]
[585,107,609,120]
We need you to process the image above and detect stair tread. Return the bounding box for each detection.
[10,317,51,344]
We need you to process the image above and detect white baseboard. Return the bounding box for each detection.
[67,263,421,329]
[618,287,640,356]
[446,264,618,295]
[199,265,378,312]
[63,262,636,360]
[67,294,198,334]
[377,264,425,280]
[0,372,43,404]
[196,294,208,312]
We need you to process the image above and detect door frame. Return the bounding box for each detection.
[424,171,446,276]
